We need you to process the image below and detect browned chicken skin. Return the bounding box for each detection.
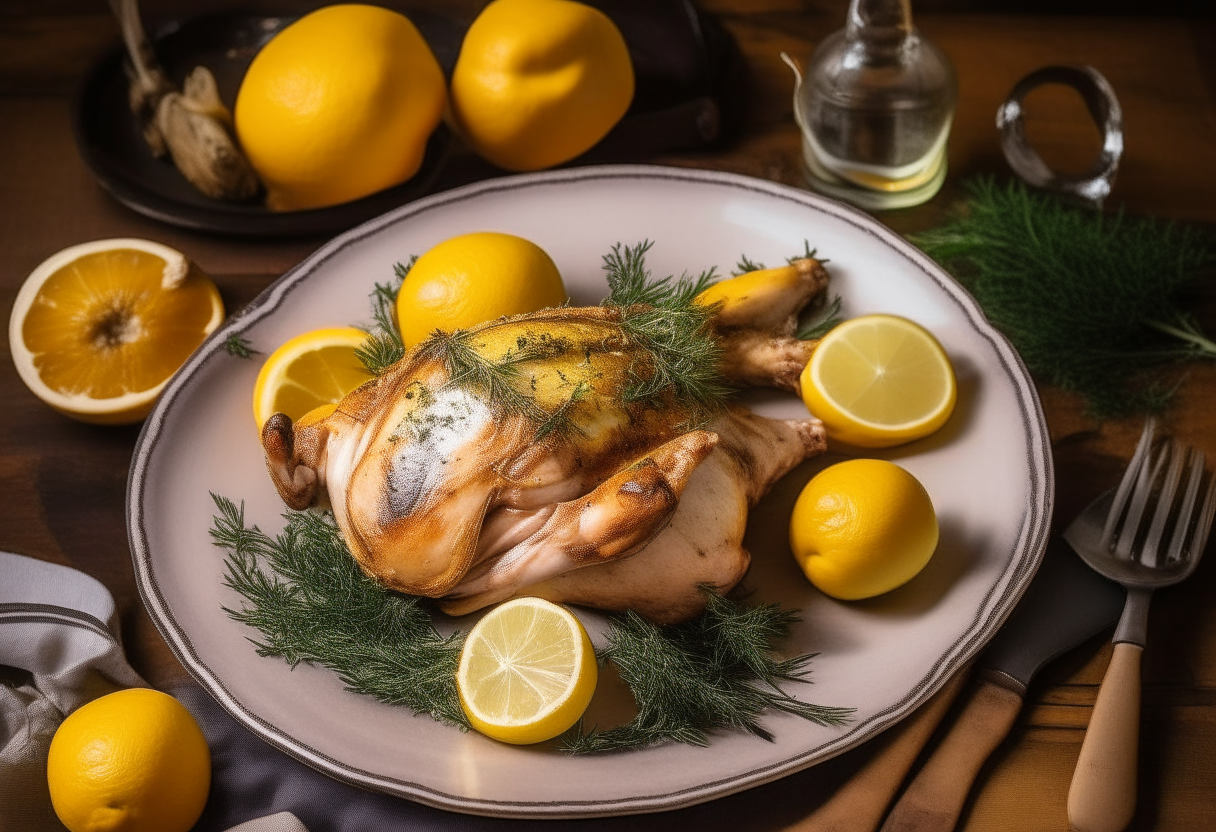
[261,257,830,623]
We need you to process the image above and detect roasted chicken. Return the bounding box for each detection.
[261,254,830,624]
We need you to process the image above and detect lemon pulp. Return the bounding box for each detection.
[457,596,597,744]
[252,327,370,428]
[801,313,956,448]
[9,240,223,424]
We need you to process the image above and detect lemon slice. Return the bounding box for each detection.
[457,596,598,745]
[8,239,224,425]
[800,314,956,448]
[252,327,370,429]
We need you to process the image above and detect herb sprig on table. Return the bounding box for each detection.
[211,497,852,751]
[913,178,1216,417]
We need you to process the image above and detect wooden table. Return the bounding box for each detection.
[3,2,1215,830]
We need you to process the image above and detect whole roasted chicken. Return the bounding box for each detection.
[261,246,830,624]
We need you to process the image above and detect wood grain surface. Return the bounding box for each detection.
[2,2,1215,830]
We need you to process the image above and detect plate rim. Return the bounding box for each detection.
[126,163,1053,817]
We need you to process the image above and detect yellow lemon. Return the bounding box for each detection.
[252,326,370,429]
[457,596,598,744]
[46,688,210,832]
[395,232,567,348]
[234,4,446,211]
[790,459,939,600]
[8,239,223,425]
[801,314,956,448]
[450,0,634,171]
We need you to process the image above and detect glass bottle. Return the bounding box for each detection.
[789,0,957,210]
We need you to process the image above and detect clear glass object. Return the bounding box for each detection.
[787,0,957,210]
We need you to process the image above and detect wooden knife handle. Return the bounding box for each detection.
[1067,641,1143,832]
[786,669,970,832]
[877,672,1024,832]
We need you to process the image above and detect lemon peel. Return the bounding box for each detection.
[450,0,634,171]
[395,232,567,348]
[46,688,210,832]
[234,4,446,211]
[790,459,938,600]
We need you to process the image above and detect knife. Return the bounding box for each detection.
[876,539,1126,832]
[789,538,1124,832]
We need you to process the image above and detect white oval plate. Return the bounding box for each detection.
[128,165,1052,818]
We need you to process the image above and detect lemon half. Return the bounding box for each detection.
[252,326,370,429]
[457,596,598,745]
[801,314,956,448]
[8,239,223,424]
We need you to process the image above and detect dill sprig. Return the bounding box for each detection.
[417,329,552,426]
[563,591,854,753]
[211,494,468,727]
[212,499,851,751]
[356,258,414,376]
[602,241,731,416]
[222,333,257,359]
[913,177,1216,416]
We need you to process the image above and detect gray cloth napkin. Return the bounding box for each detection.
[0,551,309,832]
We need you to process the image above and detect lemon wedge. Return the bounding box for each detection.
[800,313,956,448]
[457,596,597,745]
[8,239,223,425]
[252,327,370,429]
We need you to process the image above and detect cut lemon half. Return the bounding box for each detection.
[800,314,956,448]
[8,239,223,425]
[252,327,370,429]
[457,596,597,745]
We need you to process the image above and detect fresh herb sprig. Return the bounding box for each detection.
[355,258,414,376]
[563,592,854,753]
[212,499,851,751]
[602,240,730,417]
[913,178,1216,416]
[211,495,468,727]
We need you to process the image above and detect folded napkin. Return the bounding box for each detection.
[0,551,308,832]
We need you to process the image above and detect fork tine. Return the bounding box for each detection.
[1114,433,1170,560]
[1167,449,1205,563]
[1141,440,1188,566]
[1101,417,1157,549]
[1186,468,1216,564]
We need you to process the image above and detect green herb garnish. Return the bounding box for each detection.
[212,494,468,727]
[211,498,851,751]
[602,240,729,418]
[355,258,413,376]
[222,333,258,359]
[913,177,1216,416]
[563,593,854,752]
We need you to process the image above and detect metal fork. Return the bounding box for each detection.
[1063,418,1216,832]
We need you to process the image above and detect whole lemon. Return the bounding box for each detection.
[46,688,210,832]
[234,5,446,211]
[789,459,939,600]
[396,232,567,347]
[450,0,634,171]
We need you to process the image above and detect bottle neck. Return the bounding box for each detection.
[846,0,914,52]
